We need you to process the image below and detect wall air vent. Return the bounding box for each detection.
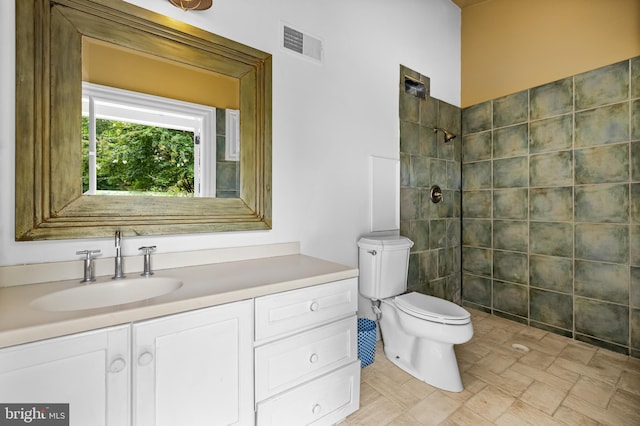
[282,24,323,63]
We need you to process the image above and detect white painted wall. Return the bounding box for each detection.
[0,0,460,268]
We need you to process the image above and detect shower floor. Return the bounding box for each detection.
[343,308,640,425]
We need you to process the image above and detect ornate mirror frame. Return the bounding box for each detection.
[15,0,272,240]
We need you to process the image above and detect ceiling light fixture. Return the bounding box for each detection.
[168,0,212,11]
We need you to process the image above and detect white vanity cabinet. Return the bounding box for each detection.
[254,278,361,426]
[133,299,253,426]
[0,325,130,426]
[0,300,253,426]
[0,269,362,426]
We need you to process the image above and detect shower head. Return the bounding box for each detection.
[433,127,457,143]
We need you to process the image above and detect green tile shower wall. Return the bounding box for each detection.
[400,66,462,303]
[461,57,640,357]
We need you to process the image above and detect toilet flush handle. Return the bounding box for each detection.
[368,250,377,256]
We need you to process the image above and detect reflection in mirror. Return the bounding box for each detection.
[81,82,240,198]
[81,37,241,198]
[15,0,272,240]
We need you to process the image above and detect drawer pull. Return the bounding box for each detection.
[312,404,322,415]
[309,353,319,363]
[138,351,154,366]
[309,301,320,312]
[109,357,126,373]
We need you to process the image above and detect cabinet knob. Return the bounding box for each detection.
[312,404,322,415]
[309,301,320,312]
[138,351,154,366]
[109,357,126,373]
[309,353,319,363]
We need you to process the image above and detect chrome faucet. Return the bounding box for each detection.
[139,246,156,276]
[113,231,125,279]
[77,249,101,283]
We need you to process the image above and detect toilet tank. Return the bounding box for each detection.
[358,236,414,299]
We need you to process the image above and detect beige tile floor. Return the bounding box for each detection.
[343,309,640,425]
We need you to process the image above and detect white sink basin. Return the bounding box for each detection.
[30,277,183,312]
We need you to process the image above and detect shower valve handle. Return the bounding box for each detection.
[430,185,443,204]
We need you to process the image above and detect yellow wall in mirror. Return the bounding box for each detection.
[82,38,239,109]
[461,0,640,107]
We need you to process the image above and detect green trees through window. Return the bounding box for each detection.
[82,118,195,196]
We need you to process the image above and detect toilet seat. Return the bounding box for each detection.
[394,292,470,325]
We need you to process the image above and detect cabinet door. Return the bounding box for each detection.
[0,325,130,426]
[133,300,253,426]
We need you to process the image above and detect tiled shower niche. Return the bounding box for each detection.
[461,57,640,357]
[399,66,462,303]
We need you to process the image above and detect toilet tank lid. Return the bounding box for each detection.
[358,235,414,250]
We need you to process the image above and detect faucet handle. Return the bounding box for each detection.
[138,246,156,254]
[76,249,101,283]
[76,249,102,259]
[139,246,157,276]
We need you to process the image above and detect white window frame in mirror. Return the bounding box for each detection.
[225,109,240,162]
[81,82,217,197]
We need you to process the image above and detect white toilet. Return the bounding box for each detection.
[358,235,473,392]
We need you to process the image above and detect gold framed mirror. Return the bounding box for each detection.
[15,0,272,240]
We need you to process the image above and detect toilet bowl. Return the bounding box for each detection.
[379,292,473,392]
[358,235,473,393]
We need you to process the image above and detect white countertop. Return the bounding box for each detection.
[0,254,358,349]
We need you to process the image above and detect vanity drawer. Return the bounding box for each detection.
[255,315,357,402]
[256,360,360,426]
[254,278,357,341]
